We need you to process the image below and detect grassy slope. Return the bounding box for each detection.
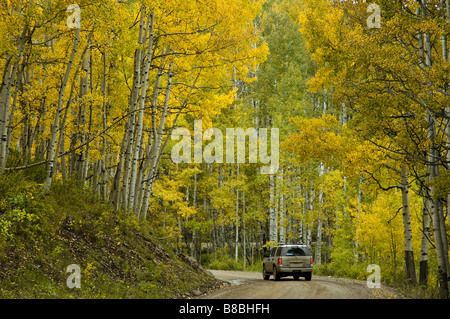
[0,171,219,298]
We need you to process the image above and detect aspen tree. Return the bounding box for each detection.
[0,24,28,174]
[43,27,80,192]
[129,11,155,213]
[421,0,449,298]
[400,165,417,285]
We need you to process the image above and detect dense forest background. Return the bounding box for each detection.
[0,0,449,298]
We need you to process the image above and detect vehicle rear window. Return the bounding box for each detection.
[280,247,311,256]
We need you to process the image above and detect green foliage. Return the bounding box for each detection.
[203,251,243,271]
[204,255,244,271]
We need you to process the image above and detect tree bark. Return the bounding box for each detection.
[421,1,449,297]
[269,173,277,242]
[0,24,28,174]
[419,196,431,286]
[43,27,80,192]
[235,163,239,263]
[400,165,417,285]
[129,11,154,213]
[279,168,286,244]
[101,51,109,200]
[140,60,174,219]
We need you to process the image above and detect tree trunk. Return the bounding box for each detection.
[129,12,154,213]
[419,195,431,286]
[306,184,314,248]
[269,173,277,242]
[43,27,80,192]
[76,52,90,185]
[0,23,27,174]
[243,190,246,269]
[140,60,174,219]
[315,163,325,265]
[400,165,417,285]
[279,169,286,244]
[235,163,239,263]
[101,51,109,200]
[421,1,449,296]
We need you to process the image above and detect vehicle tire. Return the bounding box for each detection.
[263,267,270,280]
[273,266,280,281]
[293,274,300,280]
[304,272,312,281]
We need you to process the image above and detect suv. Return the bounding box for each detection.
[263,244,313,281]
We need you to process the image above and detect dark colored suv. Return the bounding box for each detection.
[263,244,313,281]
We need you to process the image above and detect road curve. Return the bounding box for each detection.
[200,270,403,299]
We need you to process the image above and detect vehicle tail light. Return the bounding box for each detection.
[310,257,314,265]
[278,258,282,265]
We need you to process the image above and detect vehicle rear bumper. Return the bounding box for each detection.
[278,267,313,273]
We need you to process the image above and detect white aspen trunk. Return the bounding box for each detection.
[422,1,449,297]
[447,98,450,229]
[243,190,246,270]
[447,113,450,230]
[0,70,15,172]
[110,127,129,210]
[133,57,166,213]
[315,163,325,265]
[306,227,312,248]
[279,168,286,244]
[301,185,307,244]
[121,94,137,211]
[341,102,348,126]
[129,12,154,213]
[442,0,450,286]
[269,173,277,242]
[212,208,217,258]
[84,48,94,187]
[193,170,198,261]
[315,216,322,265]
[57,42,92,179]
[298,219,303,243]
[101,51,108,200]
[235,163,239,263]
[417,7,430,287]
[420,196,431,285]
[178,215,182,254]
[35,102,47,160]
[0,57,13,173]
[133,58,166,214]
[218,167,225,250]
[43,27,80,192]
[74,46,90,184]
[121,9,145,212]
[306,184,313,248]
[341,102,348,231]
[55,93,71,181]
[60,129,67,181]
[21,113,30,166]
[133,133,146,213]
[275,173,279,241]
[140,60,173,219]
[354,174,364,263]
[0,24,27,174]
[5,72,19,165]
[437,202,450,282]
[92,160,99,192]
[400,165,417,284]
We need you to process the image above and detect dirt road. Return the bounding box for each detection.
[201,270,403,299]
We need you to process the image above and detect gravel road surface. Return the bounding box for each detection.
[200,270,403,299]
